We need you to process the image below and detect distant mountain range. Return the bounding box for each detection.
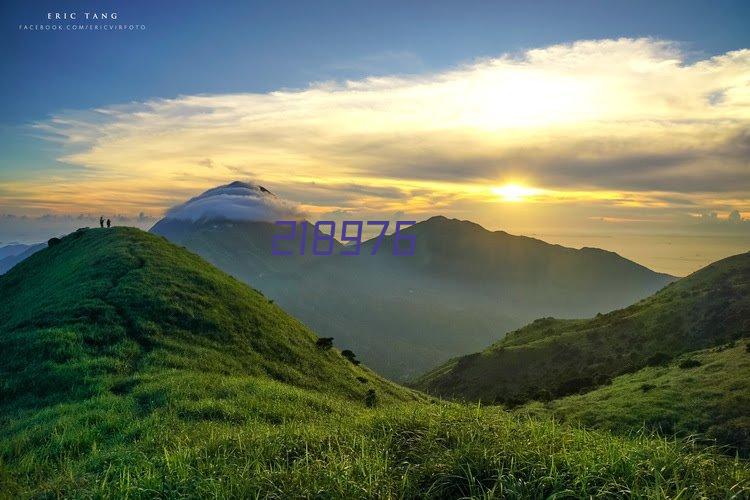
[150,183,675,380]
[415,251,750,406]
[0,242,45,274]
[0,243,32,260]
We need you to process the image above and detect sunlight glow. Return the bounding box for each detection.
[10,39,749,220]
[491,184,543,202]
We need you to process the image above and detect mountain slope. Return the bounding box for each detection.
[365,216,674,302]
[1,227,747,497]
[415,252,750,404]
[152,204,675,380]
[519,342,750,456]
[0,227,412,414]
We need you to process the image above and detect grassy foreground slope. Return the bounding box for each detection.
[1,228,748,497]
[520,343,750,456]
[415,252,750,405]
[0,227,410,407]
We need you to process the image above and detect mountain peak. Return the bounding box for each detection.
[223,180,275,196]
[419,215,490,233]
[160,181,303,223]
[424,215,450,223]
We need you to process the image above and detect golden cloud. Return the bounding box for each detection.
[17,38,750,217]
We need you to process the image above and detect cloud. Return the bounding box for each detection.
[13,37,750,219]
[0,212,158,244]
[164,181,306,222]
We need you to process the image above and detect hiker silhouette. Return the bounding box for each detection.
[106,219,111,228]
[100,216,104,228]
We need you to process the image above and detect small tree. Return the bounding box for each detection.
[456,352,480,370]
[365,389,377,408]
[679,358,702,369]
[316,337,334,350]
[646,352,672,367]
[341,349,360,365]
[536,388,552,402]
[47,237,61,247]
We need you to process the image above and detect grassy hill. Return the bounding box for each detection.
[415,252,750,405]
[1,228,748,497]
[0,227,409,409]
[519,342,750,457]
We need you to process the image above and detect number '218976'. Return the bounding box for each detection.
[272,220,416,256]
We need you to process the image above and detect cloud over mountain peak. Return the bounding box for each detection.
[165,181,305,222]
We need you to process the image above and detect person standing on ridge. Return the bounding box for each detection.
[106,218,111,228]
[100,216,104,228]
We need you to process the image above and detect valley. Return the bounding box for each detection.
[150,184,675,380]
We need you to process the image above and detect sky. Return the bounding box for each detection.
[1,0,749,274]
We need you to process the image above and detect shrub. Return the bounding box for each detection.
[48,237,61,247]
[557,376,595,395]
[707,416,750,457]
[535,388,552,402]
[679,359,702,369]
[646,352,672,366]
[316,337,334,350]
[364,388,377,407]
[456,352,480,370]
[341,350,360,365]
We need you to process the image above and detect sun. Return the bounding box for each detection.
[491,183,541,202]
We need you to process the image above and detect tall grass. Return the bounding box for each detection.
[2,388,748,498]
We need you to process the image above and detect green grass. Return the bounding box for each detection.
[519,343,750,457]
[415,252,750,405]
[0,227,413,413]
[1,228,749,497]
[2,391,749,498]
